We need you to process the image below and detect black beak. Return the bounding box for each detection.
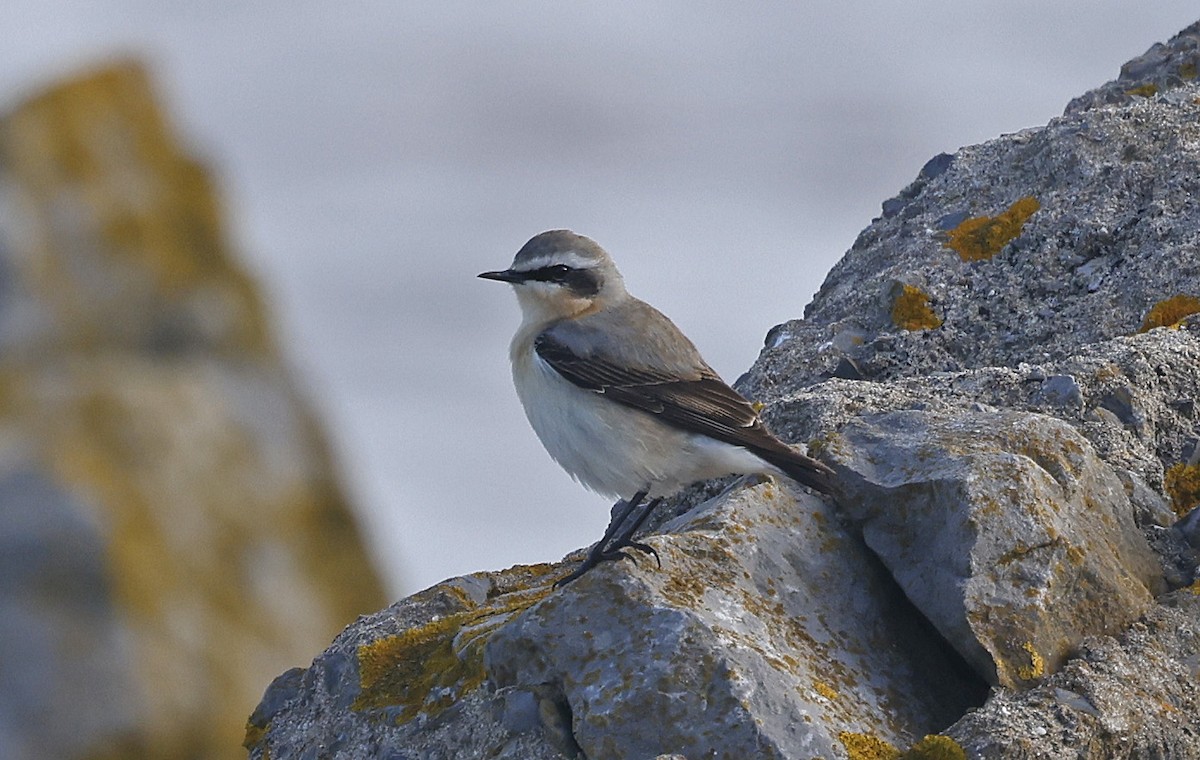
[478,269,524,283]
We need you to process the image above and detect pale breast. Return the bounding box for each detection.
[508,328,774,500]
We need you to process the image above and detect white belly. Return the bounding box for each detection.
[510,341,772,500]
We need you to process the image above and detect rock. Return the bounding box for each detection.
[827,406,1162,688]
[248,22,1200,760]
[947,590,1200,759]
[1065,21,1200,115]
[249,482,983,759]
[0,62,387,759]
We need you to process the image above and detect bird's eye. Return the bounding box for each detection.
[548,265,572,276]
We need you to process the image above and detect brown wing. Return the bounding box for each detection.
[536,331,785,454]
[534,314,835,494]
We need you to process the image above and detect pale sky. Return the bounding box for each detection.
[3,3,1197,594]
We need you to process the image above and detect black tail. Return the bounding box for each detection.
[756,445,836,495]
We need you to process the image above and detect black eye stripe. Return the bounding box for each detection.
[521,265,600,296]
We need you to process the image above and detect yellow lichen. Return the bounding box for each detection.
[839,731,901,760]
[901,734,967,760]
[892,285,943,331]
[353,573,552,721]
[1125,83,1159,97]
[1181,61,1198,80]
[943,196,1040,262]
[1139,294,1200,332]
[1187,580,1200,595]
[1164,462,1200,517]
[1017,641,1045,681]
[354,615,487,721]
[813,681,839,701]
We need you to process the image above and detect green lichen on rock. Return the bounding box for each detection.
[838,731,967,760]
[1139,294,1200,332]
[943,196,1040,262]
[1125,82,1159,98]
[242,720,267,751]
[892,285,943,331]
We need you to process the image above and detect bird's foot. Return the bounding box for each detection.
[611,539,660,568]
[554,538,660,588]
[553,493,664,588]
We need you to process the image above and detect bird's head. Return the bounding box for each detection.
[479,230,627,323]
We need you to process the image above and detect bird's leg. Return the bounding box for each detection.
[601,496,663,568]
[554,491,647,587]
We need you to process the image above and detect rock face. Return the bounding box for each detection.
[247,22,1200,760]
[0,63,387,759]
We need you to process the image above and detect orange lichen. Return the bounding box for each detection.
[1164,462,1200,517]
[1017,641,1045,681]
[902,735,967,760]
[1139,294,1200,332]
[813,681,839,701]
[892,285,943,331]
[943,196,1040,261]
[839,731,900,760]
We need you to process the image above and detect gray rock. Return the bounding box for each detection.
[485,482,980,759]
[1065,21,1200,115]
[249,483,984,759]
[0,468,139,760]
[947,590,1200,759]
[827,407,1162,687]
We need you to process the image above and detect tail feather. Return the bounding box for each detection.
[756,445,836,495]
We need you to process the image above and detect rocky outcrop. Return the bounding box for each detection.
[0,63,387,759]
[247,22,1200,760]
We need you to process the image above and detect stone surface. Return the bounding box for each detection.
[827,406,1163,688]
[947,589,1200,759]
[249,23,1200,760]
[249,481,984,760]
[744,32,1200,395]
[0,62,387,759]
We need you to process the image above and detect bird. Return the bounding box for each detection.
[479,230,835,586]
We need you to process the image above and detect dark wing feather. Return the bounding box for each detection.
[533,328,835,494]
[535,331,784,450]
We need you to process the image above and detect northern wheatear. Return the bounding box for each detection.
[480,230,834,585]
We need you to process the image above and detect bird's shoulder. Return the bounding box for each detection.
[533,300,763,434]
[536,297,716,382]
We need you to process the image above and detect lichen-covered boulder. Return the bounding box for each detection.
[248,481,983,759]
[0,62,387,759]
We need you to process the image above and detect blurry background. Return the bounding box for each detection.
[5,3,1199,594]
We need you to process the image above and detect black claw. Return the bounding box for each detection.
[619,540,667,564]
[624,541,661,568]
[554,490,669,589]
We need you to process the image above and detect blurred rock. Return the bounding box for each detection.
[0,62,386,759]
[248,22,1200,760]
